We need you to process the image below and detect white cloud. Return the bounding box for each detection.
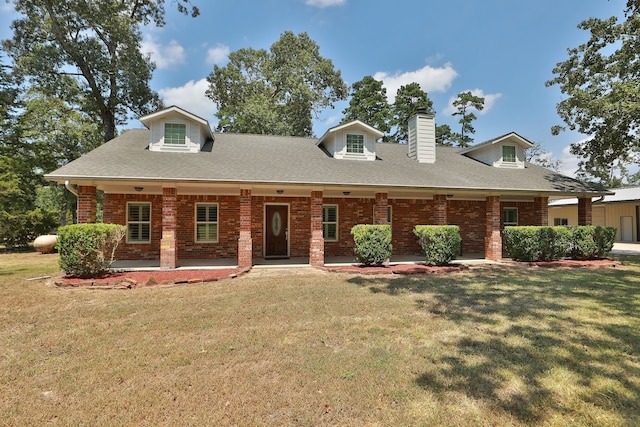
[206,44,230,65]
[373,63,458,103]
[140,35,185,69]
[442,88,502,116]
[158,79,216,123]
[306,0,346,7]
[559,140,586,177]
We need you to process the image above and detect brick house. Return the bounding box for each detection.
[45,106,602,269]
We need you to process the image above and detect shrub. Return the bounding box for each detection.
[503,226,571,262]
[0,208,59,249]
[567,226,616,259]
[413,225,461,266]
[57,223,126,278]
[351,224,392,266]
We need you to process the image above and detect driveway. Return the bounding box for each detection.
[611,243,640,256]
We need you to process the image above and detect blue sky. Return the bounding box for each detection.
[0,0,627,176]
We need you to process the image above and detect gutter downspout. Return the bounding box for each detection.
[64,180,78,197]
[65,180,79,224]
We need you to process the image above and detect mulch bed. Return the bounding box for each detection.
[53,267,247,289]
[521,258,622,268]
[50,258,622,289]
[324,258,622,275]
[323,263,470,275]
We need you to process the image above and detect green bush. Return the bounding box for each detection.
[567,226,616,259]
[351,224,392,266]
[503,226,571,262]
[413,225,461,266]
[57,223,126,278]
[0,208,59,249]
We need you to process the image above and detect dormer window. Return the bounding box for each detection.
[346,134,364,154]
[502,145,516,163]
[164,123,186,145]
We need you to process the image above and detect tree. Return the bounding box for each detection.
[341,76,391,136]
[206,31,348,137]
[525,141,563,171]
[3,0,199,142]
[546,0,640,177]
[451,91,484,147]
[435,124,456,146]
[391,83,434,143]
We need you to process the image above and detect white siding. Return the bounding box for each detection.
[408,114,435,163]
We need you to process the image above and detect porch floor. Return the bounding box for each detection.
[110,253,487,272]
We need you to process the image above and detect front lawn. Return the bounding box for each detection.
[1,252,639,426]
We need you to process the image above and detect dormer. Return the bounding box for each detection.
[459,132,533,169]
[316,120,383,161]
[140,106,214,153]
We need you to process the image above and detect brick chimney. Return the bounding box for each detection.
[408,108,436,163]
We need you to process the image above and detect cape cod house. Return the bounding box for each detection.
[45,106,603,269]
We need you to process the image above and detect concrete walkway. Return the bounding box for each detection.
[611,243,640,256]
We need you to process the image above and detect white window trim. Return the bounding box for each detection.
[126,202,151,244]
[323,204,338,242]
[501,145,517,165]
[504,207,518,226]
[195,203,219,243]
[345,133,365,155]
[161,120,190,148]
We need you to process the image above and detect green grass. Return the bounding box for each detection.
[1,252,639,426]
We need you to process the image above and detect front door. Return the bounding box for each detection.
[621,216,633,242]
[265,205,289,258]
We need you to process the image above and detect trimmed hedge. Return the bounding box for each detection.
[503,226,572,262]
[413,225,462,266]
[503,225,617,262]
[57,223,126,278]
[351,224,392,266]
[567,226,616,260]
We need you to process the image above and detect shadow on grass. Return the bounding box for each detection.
[348,266,640,424]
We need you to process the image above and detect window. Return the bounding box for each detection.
[554,218,569,226]
[127,203,151,243]
[502,145,516,163]
[504,208,518,226]
[164,123,186,145]
[346,134,364,154]
[195,204,218,242]
[323,205,338,241]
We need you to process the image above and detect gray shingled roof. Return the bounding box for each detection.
[46,128,601,196]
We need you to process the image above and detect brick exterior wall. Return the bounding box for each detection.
[309,191,324,266]
[77,186,97,223]
[102,192,543,264]
[578,198,593,225]
[324,197,375,257]
[485,196,502,260]
[160,187,177,269]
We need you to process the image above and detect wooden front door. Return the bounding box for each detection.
[265,205,289,258]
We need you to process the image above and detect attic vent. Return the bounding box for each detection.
[408,112,436,163]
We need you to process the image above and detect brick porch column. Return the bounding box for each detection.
[578,197,592,225]
[433,194,448,225]
[160,187,177,270]
[533,196,549,226]
[77,185,97,223]
[309,190,324,267]
[238,189,253,269]
[374,192,389,224]
[485,195,502,260]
